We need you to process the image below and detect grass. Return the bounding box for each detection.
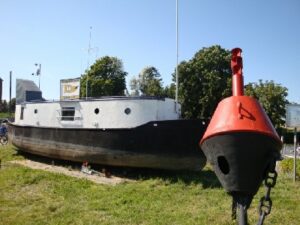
[0,145,299,225]
[280,158,300,177]
[0,112,14,119]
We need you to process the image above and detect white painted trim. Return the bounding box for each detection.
[14,98,181,129]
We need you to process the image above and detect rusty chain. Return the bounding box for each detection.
[231,155,280,225]
[256,158,278,225]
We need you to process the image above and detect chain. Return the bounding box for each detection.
[256,158,278,225]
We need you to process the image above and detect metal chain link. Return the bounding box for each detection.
[256,159,278,225]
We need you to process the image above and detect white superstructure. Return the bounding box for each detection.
[14,97,181,129]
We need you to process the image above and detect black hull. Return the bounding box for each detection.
[8,120,207,171]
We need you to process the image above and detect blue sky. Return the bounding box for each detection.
[1,0,299,102]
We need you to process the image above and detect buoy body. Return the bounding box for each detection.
[200,48,282,196]
[201,96,280,142]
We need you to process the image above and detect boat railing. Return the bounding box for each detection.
[18,96,168,104]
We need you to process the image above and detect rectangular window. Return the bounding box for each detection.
[20,107,24,120]
[61,107,75,121]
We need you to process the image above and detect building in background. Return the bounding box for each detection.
[16,79,42,104]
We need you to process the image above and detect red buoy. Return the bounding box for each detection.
[200,48,282,224]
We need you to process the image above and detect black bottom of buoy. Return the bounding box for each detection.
[201,132,281,196]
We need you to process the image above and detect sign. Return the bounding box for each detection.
[286,104,300,128]
[60,78,80,100]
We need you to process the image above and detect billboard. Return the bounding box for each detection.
[286,104,300,128]
[60,78,80,100]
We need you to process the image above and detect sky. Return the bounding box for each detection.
[1,0,299,102]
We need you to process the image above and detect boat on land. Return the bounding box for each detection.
[8,79,207,171]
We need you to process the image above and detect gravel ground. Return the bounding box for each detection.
[9,159,132,185]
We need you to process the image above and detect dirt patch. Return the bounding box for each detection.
[9,159,132,185]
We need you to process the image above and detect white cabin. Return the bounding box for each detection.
[14,97,181,129]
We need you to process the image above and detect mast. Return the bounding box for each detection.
[85,26,99,99]
[9,71,12,115]
[86,26,92,99]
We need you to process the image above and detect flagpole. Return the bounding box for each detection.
[175,0,179,107]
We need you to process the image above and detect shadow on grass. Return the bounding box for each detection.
[14,148,221,189]
[121,167,222,189]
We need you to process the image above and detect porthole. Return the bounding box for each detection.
[34,109,38,114]
[94,108,100,114]
[124,108,131,115]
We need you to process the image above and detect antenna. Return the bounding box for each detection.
[85,26,99,99]
[86,26,92,99]
[32,63,41,89]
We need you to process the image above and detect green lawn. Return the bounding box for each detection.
[0,145,299,225]
[0,112,14,119]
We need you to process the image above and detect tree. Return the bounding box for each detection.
[163,83,176,98]
[0,100,8,113]
[80,56,127,97]
[245,80,288,128]
[8,98,16,113]
[177,45,232,119]
[129,76,140,96]
[130,66,164,96]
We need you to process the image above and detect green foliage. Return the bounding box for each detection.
[0,100,8,112]
[177,45,232,119]
[279,158,300,177]
[80,56,127,97]
[0,98,16,113]
[0,144,24,162]
[129,77,140,96]
[130,66,164,96]
[0,112,11,119]
[9,98,16,112]
[163,83,176,99]
[244,80,288,128]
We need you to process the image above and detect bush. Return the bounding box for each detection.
[279,158,300,177]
